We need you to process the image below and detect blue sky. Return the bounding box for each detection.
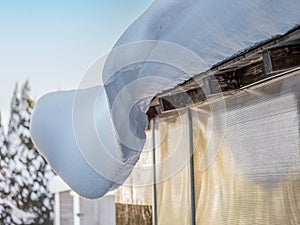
[0,0,152,128]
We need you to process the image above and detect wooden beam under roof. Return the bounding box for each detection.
[147,26,300,120]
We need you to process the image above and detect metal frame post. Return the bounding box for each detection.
[188,109,196,225]
[151,118,158,225]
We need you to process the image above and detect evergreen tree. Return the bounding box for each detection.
[0,112,11,224]
[3,82,54,224]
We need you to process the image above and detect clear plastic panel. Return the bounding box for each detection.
[192,70,300,225]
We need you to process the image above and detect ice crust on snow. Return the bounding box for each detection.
[30,0,300,199]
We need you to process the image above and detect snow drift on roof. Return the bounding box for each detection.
[31,0,300,199]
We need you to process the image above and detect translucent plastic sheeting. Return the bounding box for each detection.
[138,70,300,225]
[192,71,300,225]
[115,131,153,206]
[193,72,300,225]
[154,114,192,225]
[118,114,193,225]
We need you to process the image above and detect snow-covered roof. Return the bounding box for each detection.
[150,25,300,113]
[31,0,300,200]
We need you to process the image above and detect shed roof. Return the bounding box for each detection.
[147,25,300,119]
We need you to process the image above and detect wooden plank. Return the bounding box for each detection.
[116,204,152,225]
[270,43,300,71]
[263,50,273,74]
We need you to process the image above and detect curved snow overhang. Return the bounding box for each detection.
[30,0,300,199]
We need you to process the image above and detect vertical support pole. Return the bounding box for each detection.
[54,193,60,225]
[70,191,81,225]
[151,118,158,225]
[188,109,196,225]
